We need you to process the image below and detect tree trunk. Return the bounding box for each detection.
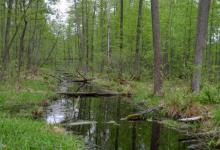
[2,0,13,68]
[107,0,112,67]
[192,0,211,93]
[151,0,163,96]
[90,0,96,74]
[119,0,124,78]
[134,0,143,80]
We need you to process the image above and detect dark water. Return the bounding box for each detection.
[45,82,188,150]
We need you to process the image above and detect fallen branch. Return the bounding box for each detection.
[76,70,87,80]
[40,72,63,81]
[178,116,203,122]
[138,104,163,115]
[57,92,131,97]
[187,131,220,139]
[121,104,163,121]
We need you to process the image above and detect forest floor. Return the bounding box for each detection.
[0,69,84,149]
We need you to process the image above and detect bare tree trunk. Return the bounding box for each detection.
[151,0,163,96]
[207,0,215,80]
[99,0,106,72]
[163,0,173,77]
[27,0,39,72]
[2,0,13,68]
[90,0,96,74]
[192,0,211,93]
[107,0,112,67]
[134,0,143,80]
[85,0,89,72]
[18,17,28,76]
[119,0,124,78]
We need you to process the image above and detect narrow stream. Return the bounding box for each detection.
[45,81,188,150]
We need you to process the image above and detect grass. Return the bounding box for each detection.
[0,71,84,149]
[213,109,220,125]
[94,75,219,118]
[0,73,56,107]
[0,114,83,150]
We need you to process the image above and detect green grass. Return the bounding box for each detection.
[0,75,56,107]
[0,114,83,149]
[0,72,84,149]
[213,109,220,125]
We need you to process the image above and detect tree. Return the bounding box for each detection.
[134,0,144,80]
[119,0,123,78]
[192,0,211,93]
[2,0,13,69]
[151,0,163,96]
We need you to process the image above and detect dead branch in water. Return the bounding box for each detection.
[121,104,163,121]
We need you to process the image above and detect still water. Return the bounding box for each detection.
[45,81,188,150]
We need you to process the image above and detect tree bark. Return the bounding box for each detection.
[107,0,112,67]
[151,0,163,96]
[2,0,13,68]
[192,0,211,93]
[119,0,124,78]
[134,0,143,80]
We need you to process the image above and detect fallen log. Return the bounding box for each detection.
[70,78,95,83]
[63,120,119,127]
[57,92,132,97]
[63,121,97,126]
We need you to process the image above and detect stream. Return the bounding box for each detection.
[45,81,189,150]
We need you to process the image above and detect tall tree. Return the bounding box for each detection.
[192,0,211,93]
[107,0,112,67]
[134,0,143,80]
[151,0,163,96]
[2,0,13,68]
[119,0,123,78]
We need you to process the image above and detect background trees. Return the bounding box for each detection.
[0,0,219,94]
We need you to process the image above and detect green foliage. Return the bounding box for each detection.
[0,115,83,149]
[197,83,220,104]
[213,109,220,125]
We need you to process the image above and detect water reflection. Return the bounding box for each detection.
[150,121,161,150]
[45,83,187,150]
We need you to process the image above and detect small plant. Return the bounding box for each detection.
[198,83,220,104]
[213,109,220,125]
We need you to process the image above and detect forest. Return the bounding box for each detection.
[0,0,220,149]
